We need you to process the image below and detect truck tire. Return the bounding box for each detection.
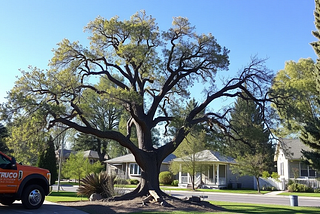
[21,184,45,209]
[0,198,15,205]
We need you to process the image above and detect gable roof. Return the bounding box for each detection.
[105,153,176,164]
[173,150,235,164]
[83,150,100,159]
[276,138,311,160]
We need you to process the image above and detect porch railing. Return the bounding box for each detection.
[295,178,320,189]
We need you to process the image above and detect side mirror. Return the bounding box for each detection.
[10,157,17,169]
[11,157,16,164]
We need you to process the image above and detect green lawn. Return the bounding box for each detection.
[161,187,270,194]
[279,192,320,198]
[130,201,320,214]
[211,201,320,214]
[46,192,320,214]
[54,181,79,186]
[46,191,88,202]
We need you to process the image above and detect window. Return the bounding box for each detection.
[300,163,308,177]
[300,162,316,177]
[129,163,141,175]
[0,154,11,169]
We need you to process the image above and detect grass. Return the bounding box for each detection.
[211,201,320,214]
[279,192,320,197]
[46,191,320,214]
[115,184,138,188]
[46,191,88,202]
[129,201,320,214]
[54,181,79,186]
[161,187,270,194]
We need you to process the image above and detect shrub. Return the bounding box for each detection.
[159,171,174,185]
[78,171,115,198]
[114,178,130,185]
[271,172,280,182]
[171,180,179,186]
[261,185,275,191]
[288,182,313,192]
[288,179,294,186]
[129,179,139,185]
[262,171,270,178]
[288,182,299,192]
[314,188,320,193]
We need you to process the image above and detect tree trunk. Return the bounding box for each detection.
[112,150,165,201]
[256,176,260,193]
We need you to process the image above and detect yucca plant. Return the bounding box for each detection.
[78,171,116,198]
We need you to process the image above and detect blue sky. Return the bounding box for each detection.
[0,0,316,104]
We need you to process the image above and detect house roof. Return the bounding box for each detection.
[83,150,100,159]
[276,138,311,160]
[55,149,74,159]
[105,153,176,164]
[173,150,236,164]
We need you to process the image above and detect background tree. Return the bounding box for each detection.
[0,123,10,153]
[270,58,317,137]
[37,136,58,184]
[299,0,320,171]
[62,152,104,186]
[4,115,49,165]
[231,153,269,193]
[1,11,273,200]
[170,129,207,190]
[227,93,274,191]
[72,77,124,162]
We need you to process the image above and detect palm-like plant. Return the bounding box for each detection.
[78,171,115,198]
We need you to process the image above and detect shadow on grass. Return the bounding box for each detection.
[222,204,320,214]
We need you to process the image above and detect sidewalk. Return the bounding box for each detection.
[264,190,286,196]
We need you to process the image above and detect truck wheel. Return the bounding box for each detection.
[21,184,45,209]
[0,198,15,205]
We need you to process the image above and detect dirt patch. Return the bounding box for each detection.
[59,197,224,214]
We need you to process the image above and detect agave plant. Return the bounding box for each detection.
[78,171,116,198]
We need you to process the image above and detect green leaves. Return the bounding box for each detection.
[62,152,104,182]
[270,58,318,136]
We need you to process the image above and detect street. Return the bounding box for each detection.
[164,190,320,207]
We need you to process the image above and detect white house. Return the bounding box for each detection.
[105,153,176,181]
[173,150,254,189]
[274,138,319,190]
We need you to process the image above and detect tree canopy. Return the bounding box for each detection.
[0,11,274,200]
[299,0,320,171]
[270,58,317,137]
[0,123,10,153]
[227,92,273,192]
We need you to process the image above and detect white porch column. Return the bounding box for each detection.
[212,164,216,185]
[125,163,128,179]
[179,164,182,183]
[217,163,220,185]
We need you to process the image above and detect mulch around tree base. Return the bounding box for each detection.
[59,197,225,214]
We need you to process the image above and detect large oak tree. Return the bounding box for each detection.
[1,11,273,200]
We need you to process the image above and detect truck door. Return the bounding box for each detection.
[0,153,19,193]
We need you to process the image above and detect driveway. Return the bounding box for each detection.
[0,200,88,214]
